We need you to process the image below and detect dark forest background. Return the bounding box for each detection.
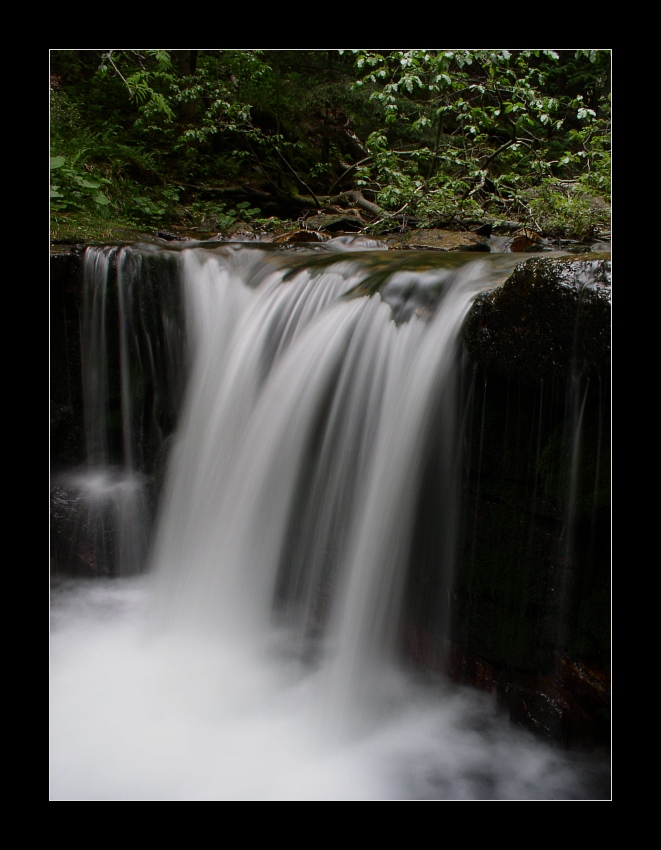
[50,50,611,242]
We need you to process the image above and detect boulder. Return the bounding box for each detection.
[465,255,611,384]
[304,212,365,232]
[390,229,490,252]
[445,254,612,750]
[270,229,329,243]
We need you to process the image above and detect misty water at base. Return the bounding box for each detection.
[50,241,610,800]
[50,578,608,801]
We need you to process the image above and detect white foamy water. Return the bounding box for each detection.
[49,578,608,800]
[50,246,609,800]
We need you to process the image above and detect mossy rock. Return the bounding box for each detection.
[391,229,490,252]
[465,256,611,384]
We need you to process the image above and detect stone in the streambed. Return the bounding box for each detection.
[304,212,365,232]
[507,228,548,252]
[390,229,491,252]
[270,229,330,243]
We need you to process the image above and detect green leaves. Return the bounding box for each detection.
[577,106,596,120]
[50,152,112,212]
[528,177,610,240]
[344,49,610,231]
[50,49,610,240]
[151,92,175,119]
[366,132,388,152]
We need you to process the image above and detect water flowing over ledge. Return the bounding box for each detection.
[50,243,610,800]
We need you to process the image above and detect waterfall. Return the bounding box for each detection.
[148,249,495,742]
[50,241,610,800]
[52,245,186,577]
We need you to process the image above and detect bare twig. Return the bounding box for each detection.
[327,156,372,196]
[106,51,129,88]
[367,201,411,231]
[245,138,284,195]
[480,136,523,170]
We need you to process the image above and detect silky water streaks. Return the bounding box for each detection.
[50,242,610,800]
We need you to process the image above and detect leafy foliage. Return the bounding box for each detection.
[344,49,610,231]
[50,50,610,241]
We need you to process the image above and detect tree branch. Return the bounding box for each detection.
[105,51,129,88]
[327,156,372,196]
[251,128,321,207]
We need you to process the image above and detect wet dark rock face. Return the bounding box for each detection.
[50,482,115,577]
[465,256,611,385]
[447,255,611,750]
[50,249,85,469]
[50,476,154,578]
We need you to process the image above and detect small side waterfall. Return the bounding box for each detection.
[50,241,610,800]
[52,245,186,576]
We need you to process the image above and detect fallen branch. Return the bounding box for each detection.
[334,190,383,218]
[366,202,410,232]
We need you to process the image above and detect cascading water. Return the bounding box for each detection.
[51,245,186,577]
[50,239,610,800]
